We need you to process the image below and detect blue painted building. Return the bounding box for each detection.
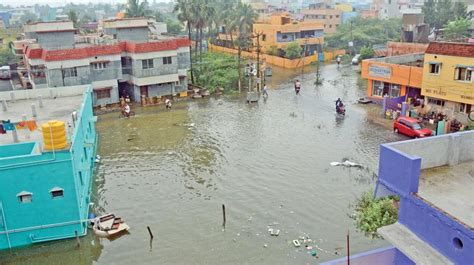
[323,131,474,264]
[0,87,97,250]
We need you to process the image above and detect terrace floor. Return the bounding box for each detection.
[0,95,83,146]
[418,162,474,229]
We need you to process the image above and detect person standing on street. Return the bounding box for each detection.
[295,80,301,95]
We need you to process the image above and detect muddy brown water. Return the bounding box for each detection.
[0,64,406,265]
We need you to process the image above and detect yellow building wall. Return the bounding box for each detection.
[253,22,324,53]
[421,54,474,105]
[335,3,353,12]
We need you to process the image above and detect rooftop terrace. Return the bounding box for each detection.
[0,88,85,147]
[419,162,474,229]
[366,53,424,67]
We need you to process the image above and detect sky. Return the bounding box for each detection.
[2,0,172,8]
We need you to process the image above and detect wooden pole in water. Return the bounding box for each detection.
[147,226,154,239]
[347,230,350,265]
[75,230,80,247]
[222,204,226,228]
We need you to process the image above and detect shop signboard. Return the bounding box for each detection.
[369,65,392,79]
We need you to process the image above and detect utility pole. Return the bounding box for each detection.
[350,21,353,57]
[301,38,308,77]
[254,31,264,92]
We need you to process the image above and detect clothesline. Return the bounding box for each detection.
[0,120,38,135]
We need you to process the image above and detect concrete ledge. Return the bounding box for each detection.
[378,222,453,265]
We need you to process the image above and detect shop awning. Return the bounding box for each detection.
[425,61,442,65]
[455,64,474,69]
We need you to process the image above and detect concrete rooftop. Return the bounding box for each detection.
[418,162,474,229]
[0,95,83,146]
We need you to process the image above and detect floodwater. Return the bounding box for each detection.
[0,63,405,265]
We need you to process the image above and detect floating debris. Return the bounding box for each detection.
[330,160,363,168]
[293,240,301,247]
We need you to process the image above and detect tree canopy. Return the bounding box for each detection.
[125,0,152,18]
[444,17,471,41]
[325,17,401,52]
[284,42,303,59]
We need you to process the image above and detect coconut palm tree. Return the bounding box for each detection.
[174,0,195,83]
[231,2,257,92]
[125,0,152,18]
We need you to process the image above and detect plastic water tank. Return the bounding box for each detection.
[42,120,67,150]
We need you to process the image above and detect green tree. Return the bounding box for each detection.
[360,45,375,60]
[267,45,278,56]
[444,17,471,41]
[284,42,302,59]
[0,48,14,66]
[67,10,78,28]
[422,0,437,29]
[125,0,152,18]
[453,1,467,18]
[326,17,401,51]
[436,0,453,29]
[231,1,257,91]
[174,0,195,83]
[166,19,183,34]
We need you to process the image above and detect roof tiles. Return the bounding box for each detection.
[24,38,191,62]
[426,42,474,58]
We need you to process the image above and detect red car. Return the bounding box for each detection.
[393,116,432,138]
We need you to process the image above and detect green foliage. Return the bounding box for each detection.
[0,48,14,66]
[453,2,467,18]
[166,19,183,34]
[325,17,401,52]
[68,10,79,28]
[353,191,399,238]
[194,52,239,92]
[444,17,471,40]
[125,0,152,18]
[267,45,278,56]
[284,42,302,59]
[360,45,375,60]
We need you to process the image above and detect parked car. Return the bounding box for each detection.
[0,66,11,80]
[351,54,361,65]
[393,116,432,138]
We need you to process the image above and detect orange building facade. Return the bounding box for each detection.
[361,54,424,100]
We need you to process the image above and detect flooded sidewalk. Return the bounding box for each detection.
[0,64,406,264]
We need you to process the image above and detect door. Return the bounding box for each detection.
[140,86,149,98]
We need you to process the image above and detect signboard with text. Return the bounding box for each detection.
[368,65,392,79]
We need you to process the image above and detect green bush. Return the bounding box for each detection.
[360,45,375,60]
[193,52,239,93]
[284,42,302,59]
[267,45,278,56]
[353,191,399,238]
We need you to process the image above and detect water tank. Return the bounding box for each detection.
[42,120,68,150]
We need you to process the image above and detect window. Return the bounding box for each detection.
[17,191,32,203]
[428,98,445,106]
[92,62,108,70]
[429,63,440,74]
[459,103,472,113]
[336,15,340,18]
[50,187,64,199]
[455,67,472,82]
[62,67,77,78]
[162,56,172,65]
[329,25,332,28]
[96,88,111,99]
[142,59,154,69]
[372,81,384,96]
[262,34,266,41]
[390,84,401,97]
[329,15,333,19]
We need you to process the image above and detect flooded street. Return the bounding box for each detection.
[1,63,405,264]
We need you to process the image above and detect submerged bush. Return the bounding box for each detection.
[353,190,399,238]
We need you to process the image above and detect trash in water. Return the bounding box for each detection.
[263,244,268,248]
[330,160,363,168]
[311,250,317,256]
[293,240,301,247]
[270,229,280,236]
[306,246,313,250]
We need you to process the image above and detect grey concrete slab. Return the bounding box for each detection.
[0,95,83,146]
[0,80,12,92]
[419,162,474,229]
[378,223,453,265]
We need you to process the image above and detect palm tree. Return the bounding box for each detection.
[231,2,257,92]
[125,0,152,18]
[215,0,236,48]
[194,0,215,62]
[174,0,195,83]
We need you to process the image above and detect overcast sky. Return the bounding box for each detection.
[2,0,172,8]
